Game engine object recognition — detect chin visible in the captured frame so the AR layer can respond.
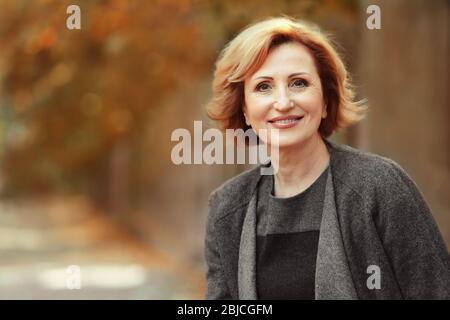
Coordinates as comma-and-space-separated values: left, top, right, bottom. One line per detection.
268, 131, 316, 149
269, 137, 306, 149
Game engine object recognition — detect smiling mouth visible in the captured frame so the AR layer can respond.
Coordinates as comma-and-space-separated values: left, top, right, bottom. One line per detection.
268, 116, 304, 124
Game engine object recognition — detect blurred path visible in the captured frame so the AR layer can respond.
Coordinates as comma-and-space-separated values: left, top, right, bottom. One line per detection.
0, 195, 204, 299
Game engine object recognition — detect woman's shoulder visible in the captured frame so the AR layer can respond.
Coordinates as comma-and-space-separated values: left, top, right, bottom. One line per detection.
208, 164, 262, 219
329, 141, 419, 197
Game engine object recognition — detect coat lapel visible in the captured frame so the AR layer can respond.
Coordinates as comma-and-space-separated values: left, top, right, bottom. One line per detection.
215, 167, 262, 300
315, 165, 358, 299
238, 190, 258, 299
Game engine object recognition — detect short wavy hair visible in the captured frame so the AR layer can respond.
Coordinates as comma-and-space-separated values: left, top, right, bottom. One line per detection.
206, 16, 367, 137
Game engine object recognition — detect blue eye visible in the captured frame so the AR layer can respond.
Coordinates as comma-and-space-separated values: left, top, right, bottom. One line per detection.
291, 79, 308, 88
255, 82, 271, 92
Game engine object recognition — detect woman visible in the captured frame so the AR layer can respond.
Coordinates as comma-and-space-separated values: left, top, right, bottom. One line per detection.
204, 16, 450, 299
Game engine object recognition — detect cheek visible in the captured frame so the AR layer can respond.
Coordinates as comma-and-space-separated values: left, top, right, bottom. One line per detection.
245, 95, 271, 120
294, 90, 324, 114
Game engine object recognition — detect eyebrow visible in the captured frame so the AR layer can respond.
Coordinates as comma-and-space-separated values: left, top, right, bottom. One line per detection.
253, 72, 311, 81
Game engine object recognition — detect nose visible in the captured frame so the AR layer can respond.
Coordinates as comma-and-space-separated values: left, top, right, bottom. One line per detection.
273, 87, 293, 111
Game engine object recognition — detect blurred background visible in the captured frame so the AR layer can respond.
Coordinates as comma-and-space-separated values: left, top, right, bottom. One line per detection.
0, 0, 448, 299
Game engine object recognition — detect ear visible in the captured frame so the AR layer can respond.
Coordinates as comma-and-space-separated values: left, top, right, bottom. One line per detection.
322, 104, 327, 119
243, 105, 250, 126
244, 113, 250, 126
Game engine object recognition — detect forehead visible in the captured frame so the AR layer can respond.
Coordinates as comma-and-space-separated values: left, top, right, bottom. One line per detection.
250, 42, 318, 79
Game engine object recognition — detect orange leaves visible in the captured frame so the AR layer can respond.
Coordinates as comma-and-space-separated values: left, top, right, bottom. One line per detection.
25, 27, 58, 55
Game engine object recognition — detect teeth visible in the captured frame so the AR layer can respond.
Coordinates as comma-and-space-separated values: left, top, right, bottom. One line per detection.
273, 119, 299, 124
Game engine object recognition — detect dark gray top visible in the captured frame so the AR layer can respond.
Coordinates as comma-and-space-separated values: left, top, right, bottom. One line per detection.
256, 165, 329, 299
257, 165, 329, 235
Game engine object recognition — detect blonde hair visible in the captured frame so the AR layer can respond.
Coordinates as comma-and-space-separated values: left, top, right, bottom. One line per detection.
206, 16, 366, 137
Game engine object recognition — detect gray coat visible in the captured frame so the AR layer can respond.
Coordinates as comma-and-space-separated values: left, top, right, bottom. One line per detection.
204, 139, 450, 299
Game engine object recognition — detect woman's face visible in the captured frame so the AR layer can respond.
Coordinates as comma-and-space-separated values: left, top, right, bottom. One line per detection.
243, 41, 326, 149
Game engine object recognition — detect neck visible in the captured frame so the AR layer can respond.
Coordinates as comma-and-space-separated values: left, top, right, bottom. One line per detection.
270, 134, 330, 197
